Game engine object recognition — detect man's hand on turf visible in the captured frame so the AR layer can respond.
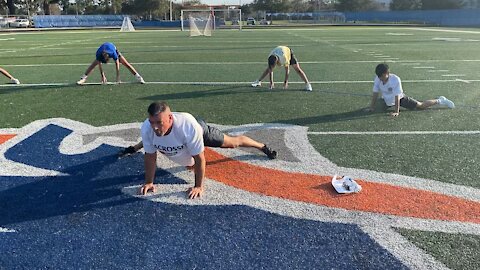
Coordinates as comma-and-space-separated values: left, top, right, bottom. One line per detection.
187, 186, 204, 199
118, 146, 136, 157
140, 183, 156, 195
101, 75, 108, 84
364, 107, 374, 112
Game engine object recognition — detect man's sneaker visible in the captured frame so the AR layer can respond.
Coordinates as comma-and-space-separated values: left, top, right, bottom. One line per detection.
118, 146, 137, 157
135, 74, 145, 84
251, 80, 261, 87
261, 145, 277, 159
76, 77, 87, 85
438, 96, 455, 109
305, 83, 312, 91
10, 78, 20, 84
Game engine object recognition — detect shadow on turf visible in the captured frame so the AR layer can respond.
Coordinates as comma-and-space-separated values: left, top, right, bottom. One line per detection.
0, 84, 79, 94
138, 85, 258, 101
0, 124, 187, 227
278, 108, 382, 125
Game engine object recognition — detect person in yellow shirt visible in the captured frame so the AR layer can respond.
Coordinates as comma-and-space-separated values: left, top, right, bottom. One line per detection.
251, 46, 312, 91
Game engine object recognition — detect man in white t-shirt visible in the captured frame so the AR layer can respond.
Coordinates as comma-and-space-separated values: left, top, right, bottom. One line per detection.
251, 46, 312, 91
366, 63, 455, 117
138, 101, 277, 199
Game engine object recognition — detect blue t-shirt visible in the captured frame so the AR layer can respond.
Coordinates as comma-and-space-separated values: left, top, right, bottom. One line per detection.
95, 42, 119, 63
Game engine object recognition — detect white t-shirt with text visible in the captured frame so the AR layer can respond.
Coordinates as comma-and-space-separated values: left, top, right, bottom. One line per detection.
141, 112, 204, 166
372, 74, 404, 106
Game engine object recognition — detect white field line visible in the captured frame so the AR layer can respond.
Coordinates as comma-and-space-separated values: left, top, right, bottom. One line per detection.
442, 74, 466, 77
411, 27, 480, 34
455, 78, 471, 84
2, 79, 480, 88
307, 131, 480, 135
413, 66, 435, 69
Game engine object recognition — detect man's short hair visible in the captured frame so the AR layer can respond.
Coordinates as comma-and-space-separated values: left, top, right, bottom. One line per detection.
268, 55, 277, 69
148, 101, 169, 116
375, 63, 389, 77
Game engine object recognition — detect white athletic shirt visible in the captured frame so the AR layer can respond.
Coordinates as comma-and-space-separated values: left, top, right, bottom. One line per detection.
372, 74, 404, 106
269, 46, 291, 67
141, 112, 204, 166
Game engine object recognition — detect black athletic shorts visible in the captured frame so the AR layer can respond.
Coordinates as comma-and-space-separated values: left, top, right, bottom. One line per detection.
289, 49, 298, 65
399, 96, 419, 109
383, 96, 419, 110
197, 119, 224, 147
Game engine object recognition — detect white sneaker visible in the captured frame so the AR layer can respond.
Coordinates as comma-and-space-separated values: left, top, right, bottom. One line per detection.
438, 96, 455, 109
10, 78, 20, 84
135, 74, 145, 84
251, 80, 261, 87
76, 78, 86, 85
305, 83, 312, 91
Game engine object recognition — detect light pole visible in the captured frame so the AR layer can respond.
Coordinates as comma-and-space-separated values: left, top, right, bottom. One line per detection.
170, 0, 173, 21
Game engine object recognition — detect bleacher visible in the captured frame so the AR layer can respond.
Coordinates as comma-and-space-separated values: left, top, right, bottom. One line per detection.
33, 15, 126, 28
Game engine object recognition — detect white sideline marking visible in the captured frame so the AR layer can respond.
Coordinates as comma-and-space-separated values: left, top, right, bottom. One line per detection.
442, 74, 466, 77
455, 79, 471, 84
385, 33, 413, 36
1, 79, 480, 88
413, 66, 435, 69
307, 131, 480, 135
428, 70, 449, 73
412, 28, 480, 34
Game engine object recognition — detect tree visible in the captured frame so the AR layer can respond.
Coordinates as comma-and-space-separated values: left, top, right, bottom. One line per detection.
421, 0, 464, 10
390, 0, 422, 10
335, 0, 380, 11
7, 0, 15, 14
251, 0, 292, 13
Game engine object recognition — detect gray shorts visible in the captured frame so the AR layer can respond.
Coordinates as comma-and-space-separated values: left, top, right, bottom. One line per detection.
197, 119, 224, 147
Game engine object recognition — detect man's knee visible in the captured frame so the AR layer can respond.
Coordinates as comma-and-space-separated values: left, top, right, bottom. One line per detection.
221, 135, 241, 148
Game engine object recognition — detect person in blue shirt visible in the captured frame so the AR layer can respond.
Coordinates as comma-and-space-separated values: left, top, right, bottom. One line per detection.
1, 67, 20, 84
77, 42, 145, 85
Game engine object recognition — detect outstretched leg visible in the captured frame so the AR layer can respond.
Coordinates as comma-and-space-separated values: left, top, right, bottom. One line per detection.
292, 64, 312, 91
221, 134, 277, 159
119, 55, 138, 75
292, 64, 309, 84
119, 55, 144, 83
77, 60, 100, 85
417, 96, 454, 109
252, 67, 272, 87
83, 59, 100, 76
0, 67, 19, 84
0, 67, 14, 80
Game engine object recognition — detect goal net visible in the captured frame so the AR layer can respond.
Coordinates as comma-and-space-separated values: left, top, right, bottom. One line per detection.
120, 16, 135, 32
189, 13, 213, 37
181, 9, 242, 35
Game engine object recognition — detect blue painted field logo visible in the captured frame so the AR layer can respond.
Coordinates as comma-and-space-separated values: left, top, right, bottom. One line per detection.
1, 118, 479, 269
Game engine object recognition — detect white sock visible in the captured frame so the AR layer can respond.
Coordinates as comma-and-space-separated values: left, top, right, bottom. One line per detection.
81, 75, 88, 79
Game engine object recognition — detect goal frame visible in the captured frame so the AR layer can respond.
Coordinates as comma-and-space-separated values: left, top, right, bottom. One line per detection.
180, 8, 242, 32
